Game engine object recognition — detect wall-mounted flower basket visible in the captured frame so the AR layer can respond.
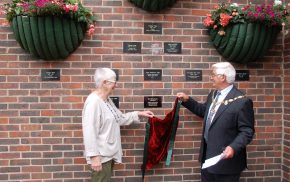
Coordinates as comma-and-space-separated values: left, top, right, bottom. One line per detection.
3, 0, 96, 61
209, 22, 281, 64
203, 2, 288, 64
128, 0, 176, 12
12, 16, 86, 60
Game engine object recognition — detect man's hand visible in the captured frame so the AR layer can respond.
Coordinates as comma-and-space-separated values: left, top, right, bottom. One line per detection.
223, 146, 235, 159
91, 156, 102, 172
176, 92, 189, 102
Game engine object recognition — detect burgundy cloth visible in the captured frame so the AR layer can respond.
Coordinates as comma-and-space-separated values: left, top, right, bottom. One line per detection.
143, 98, 179, 170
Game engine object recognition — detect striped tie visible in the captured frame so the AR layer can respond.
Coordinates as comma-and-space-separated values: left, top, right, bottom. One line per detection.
204, 92, 221, 143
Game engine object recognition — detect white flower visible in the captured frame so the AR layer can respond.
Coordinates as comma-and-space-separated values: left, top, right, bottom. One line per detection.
274, 0, 282, 6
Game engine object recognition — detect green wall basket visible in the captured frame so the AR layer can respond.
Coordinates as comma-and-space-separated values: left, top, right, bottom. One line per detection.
12, 16, 86, 60
128, 0, 176, 12
209, 22, 281, 64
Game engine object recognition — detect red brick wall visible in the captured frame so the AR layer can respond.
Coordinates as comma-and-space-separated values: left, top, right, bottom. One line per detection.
283, 23, 290, 182
0, 0, 288, 181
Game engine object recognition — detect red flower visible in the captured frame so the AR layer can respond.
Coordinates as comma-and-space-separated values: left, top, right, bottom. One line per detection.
203, 14, 214, 27
220, 13, 232, 27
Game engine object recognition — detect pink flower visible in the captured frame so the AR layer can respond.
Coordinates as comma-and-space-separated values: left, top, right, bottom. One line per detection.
87, 24, 95, 36
22, 2, 30, 12
220, 13, 232, 27
35, 0, 49, 8
203, 14, 214, 27
203, 16, 214, 27
71, 5, 78, 11
63, 4, 70, 12
269, 12, 275, 18
255, 6, 262, 13
63, 4, 78, 12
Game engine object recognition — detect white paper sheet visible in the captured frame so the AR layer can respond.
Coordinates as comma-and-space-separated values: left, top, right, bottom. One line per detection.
202, 153, 225, 169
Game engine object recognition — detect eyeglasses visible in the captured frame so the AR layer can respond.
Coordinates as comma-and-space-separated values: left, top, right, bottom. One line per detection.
105, 80, 117, 85
210, 73, 224, 77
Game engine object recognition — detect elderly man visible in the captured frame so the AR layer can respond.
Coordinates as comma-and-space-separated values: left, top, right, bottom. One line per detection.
177, 62, 255, 182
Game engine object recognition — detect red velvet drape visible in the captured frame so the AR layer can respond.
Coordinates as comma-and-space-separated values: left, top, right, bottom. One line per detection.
142, 98, 180, 170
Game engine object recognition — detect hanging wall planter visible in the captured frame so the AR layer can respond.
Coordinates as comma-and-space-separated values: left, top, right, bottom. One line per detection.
128, 0, 176, 12
3, 0, 96, 61
203, 2, 288, 64
208, 22, 281, 64
12, 16, 86, 60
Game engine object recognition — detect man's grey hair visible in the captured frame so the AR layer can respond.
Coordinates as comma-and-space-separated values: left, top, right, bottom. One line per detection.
94, 68, 116, 88
212, 62, 236, 84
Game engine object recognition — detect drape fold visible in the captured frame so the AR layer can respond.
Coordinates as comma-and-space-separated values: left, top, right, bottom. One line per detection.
142, 98, 181, 180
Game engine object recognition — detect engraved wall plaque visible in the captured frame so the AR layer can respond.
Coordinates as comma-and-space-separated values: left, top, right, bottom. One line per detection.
185, 70, 202, 81
123, 42, 141, 53
164, 42, 182, 54
144, 23, 162, 34
41, 69, 60, 81
236, 70, 249, 81
110, 97, 119, 108
144, 96, 162, 108
144, 69, 162, 81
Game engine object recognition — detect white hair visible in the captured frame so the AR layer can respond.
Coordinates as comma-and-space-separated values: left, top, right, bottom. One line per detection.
94, 68, 116, 88
212, 62, 236, 84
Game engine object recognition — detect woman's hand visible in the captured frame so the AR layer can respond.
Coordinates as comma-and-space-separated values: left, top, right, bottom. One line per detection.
138, 111, 154, 118
90, 156, 102, 172
176, 92, 189, 102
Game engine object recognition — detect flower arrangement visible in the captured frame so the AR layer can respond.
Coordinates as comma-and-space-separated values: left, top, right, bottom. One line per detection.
1, 0, 96, 36
203, 0, 288, 36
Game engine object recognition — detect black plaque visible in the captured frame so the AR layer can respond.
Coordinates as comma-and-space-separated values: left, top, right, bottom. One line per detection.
144, 69, 162, 81
144, 96, 162, 108
236, 70, 249, 81
113, 69, 119, 81
144, 23, 162, 34
41, 69, 60, 81
123, 42, 141, 53
185, 70, 202, 81
110, 97, 119, 108
164, 42, 182, 54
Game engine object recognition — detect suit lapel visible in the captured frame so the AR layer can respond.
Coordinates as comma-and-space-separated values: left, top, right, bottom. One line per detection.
209, 87, 238, 128
204, 90, 216, 123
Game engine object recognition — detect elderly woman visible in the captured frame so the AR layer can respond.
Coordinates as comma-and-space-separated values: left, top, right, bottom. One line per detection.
82, 68, 154, 181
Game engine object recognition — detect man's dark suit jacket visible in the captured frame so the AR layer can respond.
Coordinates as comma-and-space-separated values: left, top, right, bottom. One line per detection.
182, 86, 255, 174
